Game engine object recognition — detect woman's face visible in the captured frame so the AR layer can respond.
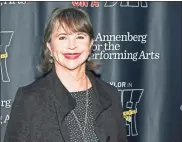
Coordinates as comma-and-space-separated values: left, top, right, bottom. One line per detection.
47, 21, 93, 71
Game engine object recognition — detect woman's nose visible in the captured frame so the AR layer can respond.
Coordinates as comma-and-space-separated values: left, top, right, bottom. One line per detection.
68, 38, 76, 50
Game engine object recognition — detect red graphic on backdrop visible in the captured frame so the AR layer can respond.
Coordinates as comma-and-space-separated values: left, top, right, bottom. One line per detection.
72, 1, 99, 7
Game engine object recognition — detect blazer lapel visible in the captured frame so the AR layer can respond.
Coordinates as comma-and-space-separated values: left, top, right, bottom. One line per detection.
46, 69, 76, 142
86, 71, 112, 142
46, 69, 112, 142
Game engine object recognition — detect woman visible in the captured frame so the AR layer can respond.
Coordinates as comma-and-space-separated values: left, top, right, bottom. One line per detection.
4, 7, 128, 142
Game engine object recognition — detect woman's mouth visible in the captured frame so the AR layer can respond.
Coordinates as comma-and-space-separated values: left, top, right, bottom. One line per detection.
63, 53, 81, 60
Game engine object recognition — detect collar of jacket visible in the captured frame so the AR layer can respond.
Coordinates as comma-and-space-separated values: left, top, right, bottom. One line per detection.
46, 67, 112, 123
46, 67, 112, 141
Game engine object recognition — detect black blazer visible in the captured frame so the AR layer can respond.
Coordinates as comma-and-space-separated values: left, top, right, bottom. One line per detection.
4, 69, 128, 142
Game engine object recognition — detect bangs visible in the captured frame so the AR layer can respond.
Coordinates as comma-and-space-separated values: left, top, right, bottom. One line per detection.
55, 9, 92, 35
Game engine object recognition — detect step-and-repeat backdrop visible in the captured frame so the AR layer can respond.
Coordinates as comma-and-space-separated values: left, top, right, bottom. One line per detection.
1, 1, 181, 142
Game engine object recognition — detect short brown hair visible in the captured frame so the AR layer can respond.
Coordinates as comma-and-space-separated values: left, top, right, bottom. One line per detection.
38, 7, 94, 73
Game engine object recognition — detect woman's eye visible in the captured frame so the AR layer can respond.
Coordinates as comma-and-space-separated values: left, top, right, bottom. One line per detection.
76, 36, 85, 39
59, 36, 67, 40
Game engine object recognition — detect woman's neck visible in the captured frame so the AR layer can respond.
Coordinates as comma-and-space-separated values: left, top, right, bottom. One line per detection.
54, 64, 91, 92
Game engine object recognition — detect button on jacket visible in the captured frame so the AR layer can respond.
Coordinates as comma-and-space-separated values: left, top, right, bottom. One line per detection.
4, 69, 128, 142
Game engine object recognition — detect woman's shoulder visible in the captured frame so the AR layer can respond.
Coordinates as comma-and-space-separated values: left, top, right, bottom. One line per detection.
96, 78, 117, 91
19, 72, 50, 95
88, 71, 119, 95
11, 73, 53, 113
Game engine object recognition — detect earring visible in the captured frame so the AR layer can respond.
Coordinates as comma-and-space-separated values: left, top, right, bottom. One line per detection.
49, 55, 53, 63
87, 56, 91, 62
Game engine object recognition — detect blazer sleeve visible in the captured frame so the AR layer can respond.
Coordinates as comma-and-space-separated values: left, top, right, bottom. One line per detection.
4, 87, 30, 142
114, 88, 128, 142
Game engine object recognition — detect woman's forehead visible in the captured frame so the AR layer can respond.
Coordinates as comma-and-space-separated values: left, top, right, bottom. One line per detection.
53, 21, 76, 33
52, 20, 86, 35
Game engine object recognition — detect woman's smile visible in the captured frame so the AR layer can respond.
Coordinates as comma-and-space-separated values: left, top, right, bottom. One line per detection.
63, 53, 81, 60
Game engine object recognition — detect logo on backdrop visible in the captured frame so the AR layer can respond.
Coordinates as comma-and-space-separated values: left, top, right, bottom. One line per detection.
0, 1, 26, 7
104, 1, 148, 8
0, 31, 14, 82
108, 81, 143, 136
119, 89, 143, 136
72, 1, 148, 8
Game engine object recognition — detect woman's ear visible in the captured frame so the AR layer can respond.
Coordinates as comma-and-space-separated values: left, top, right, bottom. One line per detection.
46, 42, 52, 55
90, 39, 94, 49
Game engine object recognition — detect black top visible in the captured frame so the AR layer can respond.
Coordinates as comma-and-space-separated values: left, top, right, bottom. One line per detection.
65, 87, 98, 142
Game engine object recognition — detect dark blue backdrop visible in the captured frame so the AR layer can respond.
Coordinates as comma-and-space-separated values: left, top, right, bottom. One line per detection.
1, 2, 181, 142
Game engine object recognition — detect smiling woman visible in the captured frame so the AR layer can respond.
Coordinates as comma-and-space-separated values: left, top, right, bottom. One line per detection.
46, 22, 93, 73
4, 7, 128, 142
39, 7, 94, 74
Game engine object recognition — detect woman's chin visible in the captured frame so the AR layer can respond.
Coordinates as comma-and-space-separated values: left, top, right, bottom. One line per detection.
65, 66, 78, 71
55, 60, 86, 71
64, 63, 83, 71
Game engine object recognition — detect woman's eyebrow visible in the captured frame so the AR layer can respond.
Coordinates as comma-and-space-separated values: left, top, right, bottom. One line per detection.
56, 32, 87, 37
76, 32, 87, 36
57, 33, 68, 36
